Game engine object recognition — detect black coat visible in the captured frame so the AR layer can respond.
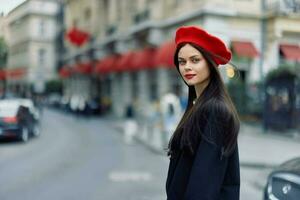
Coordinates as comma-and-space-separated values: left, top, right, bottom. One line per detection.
165, 112, 240, 200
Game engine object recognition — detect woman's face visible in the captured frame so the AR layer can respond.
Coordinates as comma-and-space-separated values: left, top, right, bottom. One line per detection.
177, 44, 211, 87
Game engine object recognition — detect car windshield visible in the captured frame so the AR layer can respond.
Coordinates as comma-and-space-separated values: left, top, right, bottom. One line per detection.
0, 104, 19, 117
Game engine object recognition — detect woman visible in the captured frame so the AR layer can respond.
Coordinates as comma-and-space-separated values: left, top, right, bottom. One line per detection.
166, 26, 240, 200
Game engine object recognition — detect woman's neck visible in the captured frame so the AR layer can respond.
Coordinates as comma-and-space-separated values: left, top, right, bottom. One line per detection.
194, 79, 210, 98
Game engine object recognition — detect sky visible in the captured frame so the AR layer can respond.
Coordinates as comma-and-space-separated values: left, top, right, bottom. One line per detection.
0, 0, 26, 15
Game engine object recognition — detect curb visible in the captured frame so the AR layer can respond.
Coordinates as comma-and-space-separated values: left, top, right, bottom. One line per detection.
240, 162, 276, 169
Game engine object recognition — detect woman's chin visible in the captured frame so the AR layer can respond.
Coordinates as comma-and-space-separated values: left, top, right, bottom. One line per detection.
185, 80, 196, 86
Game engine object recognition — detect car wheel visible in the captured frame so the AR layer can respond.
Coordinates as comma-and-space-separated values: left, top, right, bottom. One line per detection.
20, 128, 29, 142
33, 124, 41, 137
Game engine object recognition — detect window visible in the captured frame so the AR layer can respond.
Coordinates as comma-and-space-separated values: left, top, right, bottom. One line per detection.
148, 70, 158, 101
84, 8, 91, 21
131, 72, 138, 99
38, 48, 46, 65
103, 0, 108, 9
73, 19, 78, 27
173, 0, 181, 8
39, 20, 45, 36
116, 2, 122, 21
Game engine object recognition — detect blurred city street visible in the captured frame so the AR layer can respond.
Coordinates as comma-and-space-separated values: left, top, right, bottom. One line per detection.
0, 108, 167, 200
1, 0, 300, 200
1, 108, 299, 200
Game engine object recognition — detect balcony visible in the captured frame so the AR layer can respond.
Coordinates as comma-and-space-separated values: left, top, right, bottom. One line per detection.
266, 0, 300, 15
7, 0, 59, 25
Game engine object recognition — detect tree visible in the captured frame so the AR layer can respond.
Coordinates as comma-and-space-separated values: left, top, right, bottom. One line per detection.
266, 64, 297, 82
0, 37, 8, 68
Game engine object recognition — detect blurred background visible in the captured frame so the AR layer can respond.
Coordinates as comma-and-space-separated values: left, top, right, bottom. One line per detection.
0, 0, 300, 200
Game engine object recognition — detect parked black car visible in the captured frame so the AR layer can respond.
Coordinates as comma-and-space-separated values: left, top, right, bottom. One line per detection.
264, 157, 300, 200
0, 99, 40, 142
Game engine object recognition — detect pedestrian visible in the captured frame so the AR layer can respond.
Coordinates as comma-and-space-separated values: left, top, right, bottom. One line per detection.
123, 103, 137, 144
166, 26, 240, 200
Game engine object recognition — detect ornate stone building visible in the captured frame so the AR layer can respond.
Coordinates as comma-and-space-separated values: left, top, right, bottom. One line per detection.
61, 0, 300, 117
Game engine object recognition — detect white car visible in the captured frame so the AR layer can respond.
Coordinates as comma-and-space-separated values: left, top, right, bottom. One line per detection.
0, 98, 40, 142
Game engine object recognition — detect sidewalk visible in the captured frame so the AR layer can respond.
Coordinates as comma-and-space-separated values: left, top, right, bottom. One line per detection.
110, 117, 300, 169
238, 123, 300, 168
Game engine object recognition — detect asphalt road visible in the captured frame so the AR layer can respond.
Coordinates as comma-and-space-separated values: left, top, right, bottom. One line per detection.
0, 108, 267, 200
0, 109, 168, 200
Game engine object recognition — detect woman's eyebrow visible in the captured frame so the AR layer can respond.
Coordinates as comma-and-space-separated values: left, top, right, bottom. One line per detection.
178, 55, 200, 60
189, 55, 200, 58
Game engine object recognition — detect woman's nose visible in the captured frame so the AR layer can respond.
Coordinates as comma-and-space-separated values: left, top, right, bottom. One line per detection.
184, 62, 192, 70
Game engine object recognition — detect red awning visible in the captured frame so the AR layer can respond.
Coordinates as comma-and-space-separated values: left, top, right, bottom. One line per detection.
115, 52, 136, 72
74, 62, 93, 74
280, 44, 300, 61
154, 41, 176, 68
95, 55, 118, 74
5, 68, 27, 80
0, 70, 6, 80
131, 48, 157, 70
231, 41, 259, 58
59, 66, 73, 78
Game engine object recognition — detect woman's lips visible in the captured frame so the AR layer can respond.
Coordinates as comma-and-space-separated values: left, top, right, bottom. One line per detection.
184, 74, 196, 79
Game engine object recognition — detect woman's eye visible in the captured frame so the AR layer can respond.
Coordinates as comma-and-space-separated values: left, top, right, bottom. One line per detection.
178, 60, 185, 65
191, 58, 200, 63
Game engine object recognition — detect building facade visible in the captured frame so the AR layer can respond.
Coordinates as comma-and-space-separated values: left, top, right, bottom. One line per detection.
5, 0, 61, 96
0, 13, 7, 96
0, 13, 6, 39
61, 0, 300, 117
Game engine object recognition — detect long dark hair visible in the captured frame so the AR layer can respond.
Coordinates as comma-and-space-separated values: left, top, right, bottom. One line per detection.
167, 42, 240, 158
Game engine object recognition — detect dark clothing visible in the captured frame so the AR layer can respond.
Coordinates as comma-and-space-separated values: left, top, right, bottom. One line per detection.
166, 111, 240, 200
125, 104, 134, 118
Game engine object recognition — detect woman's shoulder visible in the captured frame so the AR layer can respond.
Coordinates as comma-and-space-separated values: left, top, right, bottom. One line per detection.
196, 97, 232, 121
194, 98, 236, 140
184, 98, 239, 157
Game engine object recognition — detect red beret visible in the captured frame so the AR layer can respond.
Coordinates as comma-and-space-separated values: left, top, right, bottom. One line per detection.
175, 26, 232, 65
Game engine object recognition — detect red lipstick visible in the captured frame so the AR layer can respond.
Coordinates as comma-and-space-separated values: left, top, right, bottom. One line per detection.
184, 74, 196, 80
